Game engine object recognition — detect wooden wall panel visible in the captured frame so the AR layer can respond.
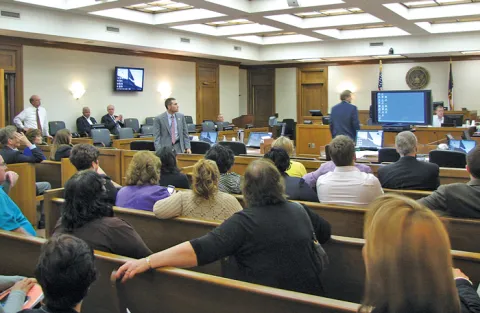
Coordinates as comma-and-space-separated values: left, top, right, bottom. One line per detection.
196, 63, 219, 123
297, 67, 328, 122
248, 68, 275, 127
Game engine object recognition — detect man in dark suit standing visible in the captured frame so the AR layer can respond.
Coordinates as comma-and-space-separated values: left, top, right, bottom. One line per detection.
154, 98, 191, 154
100, 105, 124, 135
378, 131, 439, 190
419, 145, 480, 218
329, 90, 360, 140
76, 107, 97, 136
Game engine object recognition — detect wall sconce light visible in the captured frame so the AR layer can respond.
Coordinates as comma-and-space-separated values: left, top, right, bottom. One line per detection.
157, 82, 172, 100
337, 81, 357, 93
69, 82, 86, 100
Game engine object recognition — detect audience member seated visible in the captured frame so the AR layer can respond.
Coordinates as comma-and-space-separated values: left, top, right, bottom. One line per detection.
19, 235, 97, 313
156, 147, 190, 189
362, 194, 480, 313
69, 144, 119, 205
54, 171, 151, 259
317, 135, 383, 206
378, 131, 439, 191
100, 105, 124, 135
205, 145, 241, 194
272, 136, 306, 178
153, 159, 242, 221
116, 151, 170, 211
264, 147, 318, 202
419, 145, 480, 218
23, 129, 47, 160
76, 106, 97, 137
0, 276, 36, 313
0, 126, 46, 164
50, 129, 73, 161
216, 114, 225, 123
0, 155, 35, 236
303, 160, 371, 189
117, 159, 331, 295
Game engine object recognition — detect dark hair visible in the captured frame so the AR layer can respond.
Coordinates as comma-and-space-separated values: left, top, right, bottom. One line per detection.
164, 97, 176, 110
69, 144, 99, 170
467, 145, 480, 179
50, 129, 72, 161
35, 234, 97, 311
62, 170, 113, 231
263, 147, 291, 173
156, 147, 180, 174
205, 144, 235, 174
242, 159, 286, 207
329, 135, 355, 166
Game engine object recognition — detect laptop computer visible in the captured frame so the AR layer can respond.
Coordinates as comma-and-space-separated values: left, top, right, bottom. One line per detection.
355, 130, 384, 151
246, 132, 272, 149
199, 131, 218, 144
448, 139, 476, 154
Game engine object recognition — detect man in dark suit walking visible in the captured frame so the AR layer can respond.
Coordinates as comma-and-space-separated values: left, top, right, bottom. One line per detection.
76, 107, 97, 136
329, 90, 360, 140
154, 98, 191, 154
378, 131, 439, 190
101, 105, 124, 135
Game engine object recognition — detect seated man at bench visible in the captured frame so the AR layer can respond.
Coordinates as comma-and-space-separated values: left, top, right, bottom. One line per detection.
419, 145, 480, 218
20, 235, 97, 313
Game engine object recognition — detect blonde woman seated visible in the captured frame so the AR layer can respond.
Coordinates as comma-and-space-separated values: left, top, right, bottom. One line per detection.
50, 129, 73, 161
272, 136, 306, 178
362, 194, 480, 313
116, 151, 170, 211
153, 159, 242, 221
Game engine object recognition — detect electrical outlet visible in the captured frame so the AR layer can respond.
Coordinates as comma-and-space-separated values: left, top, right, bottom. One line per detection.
311, 143, 316, 148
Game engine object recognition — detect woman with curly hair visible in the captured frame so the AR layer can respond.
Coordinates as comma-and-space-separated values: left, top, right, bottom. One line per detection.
116, 151, 170, 211
153, 159, 242, 221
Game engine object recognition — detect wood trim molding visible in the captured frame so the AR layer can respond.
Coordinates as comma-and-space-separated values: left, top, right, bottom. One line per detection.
0, 35, 241, 67
0, 69, 4, 128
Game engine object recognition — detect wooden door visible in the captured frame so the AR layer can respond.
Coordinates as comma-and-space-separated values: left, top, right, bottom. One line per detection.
0, 43, 23, 126
196, 63, 219, 123
297, 67, 328, 123
248, 69, 274, 127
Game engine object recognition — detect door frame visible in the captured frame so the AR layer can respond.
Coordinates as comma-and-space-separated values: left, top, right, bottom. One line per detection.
296, 67, 328, 123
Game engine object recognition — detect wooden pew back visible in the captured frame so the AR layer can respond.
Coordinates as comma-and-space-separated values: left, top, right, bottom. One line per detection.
7, 163, 37, 226
60, 158, 77, 186
98, 148, 122, 183
36, 161, 62, 189
120, 150, 137, 185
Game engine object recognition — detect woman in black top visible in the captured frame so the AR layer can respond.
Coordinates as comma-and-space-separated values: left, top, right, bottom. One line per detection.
116, 159, 331, 296
50, 129, 73, 161
156, 147, 190, 189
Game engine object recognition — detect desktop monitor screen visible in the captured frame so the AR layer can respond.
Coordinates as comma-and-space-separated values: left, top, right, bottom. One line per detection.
371, 90, 432, 125
356, 130, 384, 150
246, 132, 272, 148
444, 114, 464, 127
199, 131, 218, 144
449, 139, 476, 154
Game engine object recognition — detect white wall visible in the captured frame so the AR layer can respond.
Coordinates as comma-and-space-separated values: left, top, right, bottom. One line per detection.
219, 65, 239, 122
275, 68, 297, 120
239, 69, 248, 115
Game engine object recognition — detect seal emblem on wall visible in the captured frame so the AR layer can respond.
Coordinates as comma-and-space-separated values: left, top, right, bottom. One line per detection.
406, 66, 430, 90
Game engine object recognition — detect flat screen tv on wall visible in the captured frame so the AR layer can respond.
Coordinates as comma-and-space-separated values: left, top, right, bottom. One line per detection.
114, 67, 144, 91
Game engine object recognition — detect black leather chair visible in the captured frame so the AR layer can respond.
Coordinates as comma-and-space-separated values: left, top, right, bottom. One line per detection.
91, 129, 112, 147
281, 119, 295, 140
124, 118, 140, 133
141, 125, 154, 136
325, 145, 331, 161
145, 117, 155, 125
202, 121, 216, 132
49, 121, 66, 136
185, 116, 194, 124
429, 150, 466, 168
191, 141, 211, 154
378, 148, 400, 163
118, 127, 134, 139
218, 141, 247, 156
130, 141, 155, 151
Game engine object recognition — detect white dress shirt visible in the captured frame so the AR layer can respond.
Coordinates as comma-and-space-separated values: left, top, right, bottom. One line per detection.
13, 105, 50, 136
316, 166, 383, 206
432, 115, 444, 127
84, 116, 93, 125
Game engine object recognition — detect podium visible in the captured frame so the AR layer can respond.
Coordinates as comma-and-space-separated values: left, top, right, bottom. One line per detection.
232, 115, 254, 128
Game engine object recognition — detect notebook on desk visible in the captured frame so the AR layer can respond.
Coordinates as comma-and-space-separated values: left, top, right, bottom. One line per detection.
355, 130, 384, 151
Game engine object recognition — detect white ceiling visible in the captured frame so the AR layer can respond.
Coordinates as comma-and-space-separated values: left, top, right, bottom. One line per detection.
1, 0, 480, 64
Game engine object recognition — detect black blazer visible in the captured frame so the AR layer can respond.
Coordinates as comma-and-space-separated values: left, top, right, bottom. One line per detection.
100, 114, 124, 135
283, 174, 319, 202
378, 156, 440, 191
76, 116, 97, 136
0, 146, 45, 164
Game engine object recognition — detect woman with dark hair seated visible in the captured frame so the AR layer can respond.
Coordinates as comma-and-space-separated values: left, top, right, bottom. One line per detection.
361, 194, 480, 313
156, 147, 190, 189
54, 170, 152, 259
50, 129, 73, 161
205, 144, 241, 194
116, 151, 170, 211
264, 147, 318, 202
117, 159, 331, 296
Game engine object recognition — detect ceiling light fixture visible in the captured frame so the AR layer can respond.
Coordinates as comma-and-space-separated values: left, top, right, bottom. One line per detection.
461, 50, 480, 54
372, 54, 406, 59
297, 58, 325, 62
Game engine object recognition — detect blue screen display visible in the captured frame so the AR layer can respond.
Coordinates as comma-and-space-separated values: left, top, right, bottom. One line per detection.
356, 130, 384, 149
377, 92, 427, 124
200, 132, 218, 144
449, 139, 476, 154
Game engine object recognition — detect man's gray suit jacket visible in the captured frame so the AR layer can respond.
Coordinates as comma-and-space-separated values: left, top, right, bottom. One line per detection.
153, 112, 191, 152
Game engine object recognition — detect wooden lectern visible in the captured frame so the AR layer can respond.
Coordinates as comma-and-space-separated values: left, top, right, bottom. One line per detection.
232, 115, 254, 128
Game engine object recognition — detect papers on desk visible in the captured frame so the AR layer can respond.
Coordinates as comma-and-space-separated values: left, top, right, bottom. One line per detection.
355, 151, 378, 159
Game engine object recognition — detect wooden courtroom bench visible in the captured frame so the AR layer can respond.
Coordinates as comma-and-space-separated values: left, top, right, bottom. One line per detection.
35, 161, 62, 189
120, 150, 137, 185
0, 230, 359, 313
7, 163, 37, 226
369, 164, 470, 185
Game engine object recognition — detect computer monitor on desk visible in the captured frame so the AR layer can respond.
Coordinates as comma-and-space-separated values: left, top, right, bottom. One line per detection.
448, 139, 476, 154
355, 130, 384, 151
199, 131, 218, 144
91, 124, 106, 129
246, 132, 272, 149
444, 114, 464, 127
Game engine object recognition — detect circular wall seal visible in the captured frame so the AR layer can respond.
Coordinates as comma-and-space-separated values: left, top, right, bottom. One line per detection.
406, 66, 430, 90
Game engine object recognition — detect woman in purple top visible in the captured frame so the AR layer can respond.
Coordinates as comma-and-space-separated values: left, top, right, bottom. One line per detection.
116, 151, 170, 211
302, 161, 372, 189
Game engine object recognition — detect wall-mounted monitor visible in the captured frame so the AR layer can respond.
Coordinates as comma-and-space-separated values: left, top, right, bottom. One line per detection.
114, 67, 144, 91
371, 90, 432, 125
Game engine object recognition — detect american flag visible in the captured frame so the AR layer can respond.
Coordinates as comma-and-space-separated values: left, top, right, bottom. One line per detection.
378, 60, 383, 91
448, 59, 454, 110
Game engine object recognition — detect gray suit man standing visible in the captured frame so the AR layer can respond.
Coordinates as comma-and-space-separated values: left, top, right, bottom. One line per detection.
154, 97, 191, 154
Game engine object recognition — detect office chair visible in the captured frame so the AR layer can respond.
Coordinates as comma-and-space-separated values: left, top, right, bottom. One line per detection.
378, 148, 400, 163
124, 118, 140, 133
118, 127, 134, 140
91, 129, 112, 147
141, 125, 154, 136
185, 116, 194, 124
145, 117, 155, 125
218, 141, 247, 156
325, 145, 331, 161
429, 150, 466, 169
281, 119, 295, 140
202, 121, 216, 132
191, 141, 211, 154
130, 141, 155, 151
49, 121, 66, 136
